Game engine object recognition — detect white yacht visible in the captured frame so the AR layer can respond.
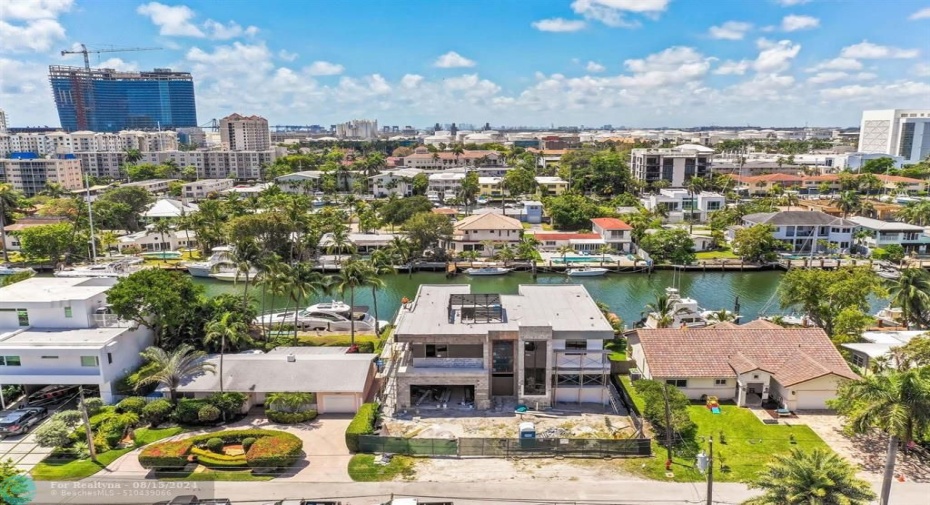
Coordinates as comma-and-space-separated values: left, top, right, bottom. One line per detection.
54, 258, 143, 278
566, 267, 609, 277
255, 300, 388, 332
0, 265, 34, 276
209, 269, 258, 282
185, 246, 234, 278
875, 306, 904, 326
464, 267, 513, 276
642, 287, 709, 329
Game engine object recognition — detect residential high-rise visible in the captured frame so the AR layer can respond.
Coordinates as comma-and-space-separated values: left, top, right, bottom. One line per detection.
0, 108, 7, 133
0, 153, 84, 197
219, 113, 271, 151
630, 144, 714, 187
335, 119, 378, 139
49, 65, 197, 132
858, 109, 930, 164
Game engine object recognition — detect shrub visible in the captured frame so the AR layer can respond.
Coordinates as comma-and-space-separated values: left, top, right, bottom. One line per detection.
205, 437, 224, 452
71, 441, 90, 460
241, 437, 257, 452
117, 397, 147, 415
245, 431, 302, 470
267, 410, 318, 424
92, 432, 111, 453
190, 447, 247, 468
198, 405, 221, 423
138, 439, 194, 469
34, 419, 71, 448
50, 409, 83, 428
356, 341, 375, 353
345, 403, 378, 453
81, 397, 104, 416
117, 361, 160, 395
142, 399, 173, 426
206, 392, 247, 418
173, 398, 210, 424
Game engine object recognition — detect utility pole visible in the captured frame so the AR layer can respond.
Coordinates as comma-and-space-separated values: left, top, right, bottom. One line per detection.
706, 436, 714, 505
663, 382, 673, 469
79, 386, 97, 461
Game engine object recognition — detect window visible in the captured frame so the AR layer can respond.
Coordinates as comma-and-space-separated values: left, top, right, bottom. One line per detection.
666, 379, 688, 388
107, 352, 113, 365
564, 340, 588, 353
425, 344, 448, 358
64, 306, 73, 318
81, 356, 99, 367
714, 379, 728, 386
851, 353, 866, 368
0, 356, 21, 366
41, 356, 59, 359
16, 309, 28, 327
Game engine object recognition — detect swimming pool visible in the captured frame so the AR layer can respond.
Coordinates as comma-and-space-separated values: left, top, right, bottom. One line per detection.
552, 256, 609, 264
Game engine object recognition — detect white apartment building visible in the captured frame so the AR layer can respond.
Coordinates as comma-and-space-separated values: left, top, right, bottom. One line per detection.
858, 109, 930, 164
847, 216, 930, 255
0, 109, 7, 133
335, 119, 378, 140
427, 172, 466, 199
0, 130, 177, 158
122, 179, 176, 194
0, 277, 154, 403
183, 179, 235, 199
0, 155, 84, 197
220, 113, 271, 151
631, 144, 714, 187
369, 168, 422, 198
738, 211, 857, 253
641, 188, 726, 223
141, 150, 277, 180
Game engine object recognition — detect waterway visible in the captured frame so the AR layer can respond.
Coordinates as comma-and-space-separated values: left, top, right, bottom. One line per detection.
193, 270, 802, 327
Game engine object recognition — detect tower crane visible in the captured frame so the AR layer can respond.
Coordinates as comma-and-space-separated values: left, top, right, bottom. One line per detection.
60, 44, 162, 71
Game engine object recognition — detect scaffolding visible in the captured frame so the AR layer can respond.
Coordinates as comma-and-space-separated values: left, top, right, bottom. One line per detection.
552, 348, 611, 407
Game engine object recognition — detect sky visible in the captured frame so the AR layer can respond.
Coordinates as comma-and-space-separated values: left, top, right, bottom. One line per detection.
1, 0, 929, 129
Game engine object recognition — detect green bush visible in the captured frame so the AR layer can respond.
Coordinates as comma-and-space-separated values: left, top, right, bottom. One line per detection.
241, 437, 257, 452
189, 447, 247, 468
138, 429, 301, 471
205, 392, 247, 418
173, 398, 210, 424
138, 439, 194, 469
356, 341, 375, 353
266, 410, 318, 424
142, 399, 172, 426
81, 397, 104, 416
116, 397, 147, 415
198, 405, 221, 423
116, 361, 161, 395
205, 437, 224, 452
345, 403, 378, 453
92, 432, 111, 453
245, 431, 302, 470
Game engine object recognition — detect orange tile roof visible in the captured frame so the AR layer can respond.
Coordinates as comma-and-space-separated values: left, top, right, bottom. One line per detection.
590, 217, 632, 230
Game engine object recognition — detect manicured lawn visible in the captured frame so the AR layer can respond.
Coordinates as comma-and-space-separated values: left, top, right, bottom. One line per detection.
618, 375, 645, 414
695, 249, 739, 260
348, 454, 416, 482
617, 404, 830, 482
160, 469, 273, 481
31, 426, 186, 481
605, 339, 627, 362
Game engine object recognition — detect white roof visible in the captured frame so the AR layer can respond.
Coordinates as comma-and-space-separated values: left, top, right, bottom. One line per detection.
0, 277, 115, 304
676, 143, 715, 152
0, 327, 130, 347
848, 216, 925, 232
535, 177, 567, 184
143, 199, 198, 218
861, 331, 925, 345
841, 343, 895, 359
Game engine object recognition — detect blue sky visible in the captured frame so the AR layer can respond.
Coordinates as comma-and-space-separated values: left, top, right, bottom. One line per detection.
1, 0, 929, 128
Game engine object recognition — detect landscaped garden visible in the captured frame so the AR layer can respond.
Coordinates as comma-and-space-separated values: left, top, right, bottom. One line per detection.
138, 428, 303, 480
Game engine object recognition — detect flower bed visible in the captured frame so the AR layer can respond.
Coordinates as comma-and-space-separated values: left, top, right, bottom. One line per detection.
138, 429, 302, 472
266, 409, 318, 424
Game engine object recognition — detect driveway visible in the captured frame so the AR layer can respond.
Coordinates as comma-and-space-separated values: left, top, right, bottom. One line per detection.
103, 414, 354, 482
0, 398, 76, 473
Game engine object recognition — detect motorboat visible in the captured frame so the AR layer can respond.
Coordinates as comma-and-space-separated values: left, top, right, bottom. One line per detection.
185, 246, 234, 278
641, 287, 709, 329
464, 267, 513, 276
0, 265, 34, 276
255, 301, 389, 332
54, 258, 142, 278
874, 264, 901, 280
875, 306, 904, 326
566, 267, 609, 277
209, 269, 257, 282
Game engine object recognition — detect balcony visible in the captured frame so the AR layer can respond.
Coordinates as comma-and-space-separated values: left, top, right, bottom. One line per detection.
93, 314, 134, 328
555, 350, 609, 370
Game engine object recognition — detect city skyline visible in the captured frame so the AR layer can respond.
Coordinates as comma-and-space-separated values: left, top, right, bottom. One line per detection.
1, 0, 929, 129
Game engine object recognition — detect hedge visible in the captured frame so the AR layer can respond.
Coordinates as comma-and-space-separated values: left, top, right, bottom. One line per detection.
266, 409, 318, 424
138, 429, 302, 471
345, 403, 378, 453
138, 440, 194, 469
189, 447, 247, 468
245, 431, 302, 469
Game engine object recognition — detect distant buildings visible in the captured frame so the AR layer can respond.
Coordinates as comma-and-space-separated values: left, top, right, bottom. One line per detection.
49, 65, 197, 132
219, 114, 271, 151
335, 119, 378, 140
401, 147, 502, 169
858, 109, 930, 164
0, 130, 177, 158
0, 109, 6, 133
141, 150, 277, 180
182, 179, 236, 200
630, 144, 714, 187
0, 153, 84, 197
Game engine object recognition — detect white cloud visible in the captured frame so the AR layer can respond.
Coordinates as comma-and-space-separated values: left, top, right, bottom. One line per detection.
708, 21, 752, 40
807, 71, 848, 84
619, 46, 713, 87
96, 58, 138, 72
137, 2, 204, 37
0, 0, 72, 20
278, 50, 298, 62
532, 18, 586, 32
806, 57, 863, 72
714, 60, 751, 75
909, 7, 930, 20
776, 0, 810, 6
400, 74, 424, 89
819, 81, 930, 101
840, 41, 919, 59
571, 0, 669, 28
753, 38, 801, 73
0, 18, 66, 52
781, 15, 819, 31
586, 61, 606, 72
306, 61, 344, 76
202, 19, 259, 40
433, 51, 476, 68
914, 63, 930, 77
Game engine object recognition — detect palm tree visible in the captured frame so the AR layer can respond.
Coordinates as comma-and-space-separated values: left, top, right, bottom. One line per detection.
151, 218, 174, 257
97, 230, 118, 257
833, 190, 861, 218
516, 236, 542, 262
288, 263, 329, 345
334, 260, 367, 346
495, 244, 516, 266
0, 183, 24, 263
41, 182, 68, 198
326, 224, 355, 264
556, 245, 575, 263
367, 251, 393, 336
705, 309, 736, 323
134, 344, 216, 402
217, 239, 261, 314
832, 367, 930, 505
595, 244, 612, 266
646, 292, 688, 328
686, 176, 706, 233
744, 447, 875, 505
887, 268, 930, 329
266, 392, 315, 413
203, 312, 250, 393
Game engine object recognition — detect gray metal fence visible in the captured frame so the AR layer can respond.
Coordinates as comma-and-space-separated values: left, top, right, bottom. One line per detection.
357, 435, 651, 458
358, 436, 457, 456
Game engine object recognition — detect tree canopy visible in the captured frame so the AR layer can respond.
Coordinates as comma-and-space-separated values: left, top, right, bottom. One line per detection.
543, 193, 604, 230
731, 224, 783, 262
778, 267, 885, 336
106, 269, 204, 348
93, 186, 153, 231
639, 228, 696, 265
402, 212, 453, 253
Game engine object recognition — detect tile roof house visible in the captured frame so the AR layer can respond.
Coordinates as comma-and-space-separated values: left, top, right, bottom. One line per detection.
444, 213, 523, 257
629, 324, 858, 411
590, 218, 634, 253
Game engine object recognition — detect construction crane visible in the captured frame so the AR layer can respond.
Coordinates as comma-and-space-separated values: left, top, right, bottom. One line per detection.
60, 44, 162, 71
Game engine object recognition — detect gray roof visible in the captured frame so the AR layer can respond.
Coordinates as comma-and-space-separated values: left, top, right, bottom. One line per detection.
394, 284, 614, 338
0, 277, 115, 304
0, 327, 130, 347
742, 211, 857, 227
847, 216, 925, 232
175, 353, 376, 393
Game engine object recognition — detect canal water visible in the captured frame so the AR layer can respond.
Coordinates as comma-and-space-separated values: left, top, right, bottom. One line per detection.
193, 270, 805, 327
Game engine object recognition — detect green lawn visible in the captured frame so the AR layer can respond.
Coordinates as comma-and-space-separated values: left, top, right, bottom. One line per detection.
617, 404, 829, 482
159, 469, 273, 481
348, 454, 416, 482
618, 376, 645, 415
695, 249, 740, 260
605, 339, 627, 362
31, 427, 186, 481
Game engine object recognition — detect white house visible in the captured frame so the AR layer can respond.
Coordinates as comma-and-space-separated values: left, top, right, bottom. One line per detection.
590, 218, 634, 253
117, 228, 197, 253
427, 172, 466, 200
738, 211, 857, 253
142, 199, 199, 221
641, 189, 726, 223
0, 277, 154, 403
369, 168, 423, 198
847, 216, 930, 255
443, 213, 523, 257
629, 321, 859, 411
182, 179, 235, 200
842, 330, 925, 370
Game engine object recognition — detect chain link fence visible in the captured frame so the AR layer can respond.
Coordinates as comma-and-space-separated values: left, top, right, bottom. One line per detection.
358, 435, 651, 458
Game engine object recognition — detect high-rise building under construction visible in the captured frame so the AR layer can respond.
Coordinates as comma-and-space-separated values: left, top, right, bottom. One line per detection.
49, 65, 197, 132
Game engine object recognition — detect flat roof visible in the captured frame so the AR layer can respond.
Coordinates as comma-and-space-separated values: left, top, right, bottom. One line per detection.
0, 277, 115, 304
0, 327, 129, 347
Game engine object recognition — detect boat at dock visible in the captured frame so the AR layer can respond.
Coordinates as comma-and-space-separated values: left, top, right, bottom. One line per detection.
0, 265, 34, 276
54, 258, 143, 278
185, 246, 234, 278
640, 287, 715, 329
209, 269, 257, 282
255, 300, 388, 332
566, 267, 609, 277
464, 267, 513, 276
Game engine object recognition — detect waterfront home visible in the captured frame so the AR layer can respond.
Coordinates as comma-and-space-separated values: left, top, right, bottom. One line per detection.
0, 277, 154, 403
590, 218, 634, 253
117, 228, 196, 253
369, 168, 424, 198
478, 177, 506, 197
3, 216, 68, 252
142, 198, 199, 221
443, 213, 523, 257
640, 188, 725, 223
847, 216, 930, 255
735, 210, 857, 253
174, 347, 376, 414
629, 321, 858, 410
427, 172, 466, 201
319, 232, 400, 254
528, 232, 605, 253
391, 284, 614, 410
841, 330, 925, 370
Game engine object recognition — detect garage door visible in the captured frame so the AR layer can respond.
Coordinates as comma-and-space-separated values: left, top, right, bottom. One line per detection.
320, 394, 358, 414
795, 390, 835, 410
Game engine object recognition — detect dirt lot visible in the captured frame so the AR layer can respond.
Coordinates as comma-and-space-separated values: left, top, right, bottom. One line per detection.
384, 409, 637, 440
413, 457, 635, 483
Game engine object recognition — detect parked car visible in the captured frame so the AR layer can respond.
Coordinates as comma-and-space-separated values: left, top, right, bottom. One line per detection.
153, 496, 232, 505
26, 385, 80, 406
0, 407, 48, 436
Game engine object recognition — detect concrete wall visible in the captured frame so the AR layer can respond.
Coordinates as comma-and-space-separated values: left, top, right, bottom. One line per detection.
0, 294, 104, 329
